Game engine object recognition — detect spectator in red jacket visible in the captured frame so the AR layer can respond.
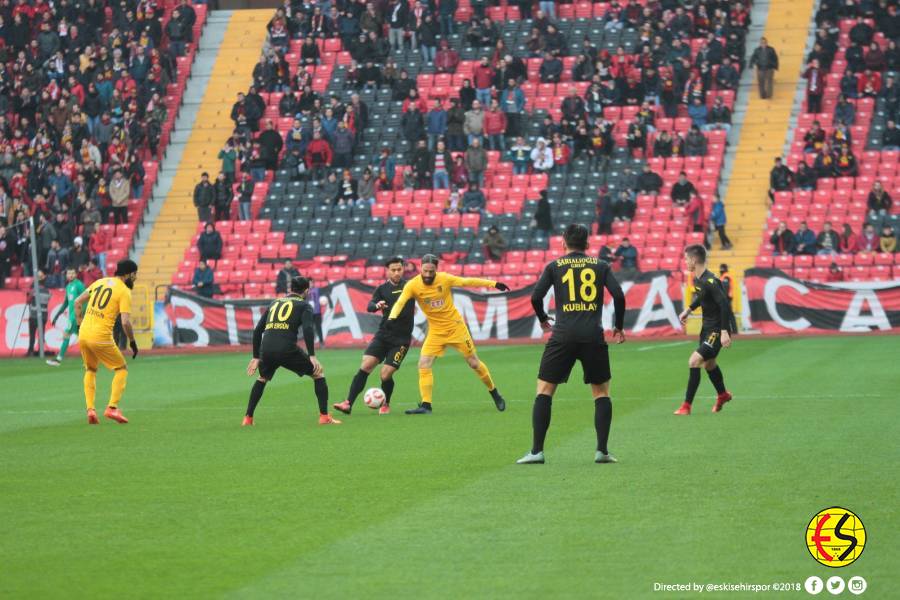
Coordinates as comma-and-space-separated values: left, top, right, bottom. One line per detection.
435, 39, 460, 73
685, 193, 706, 238
88, 227, 109, 275
550, 133, 570, 173
840, 223, 857, 253
305, 131, 333, 182
483, 99, 508, 151
858, 69, 882, 97
473, 57, 495, 107
855, 223, 879, 252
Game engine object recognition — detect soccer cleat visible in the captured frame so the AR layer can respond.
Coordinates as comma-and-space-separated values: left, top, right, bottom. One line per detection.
673, 402, 692, 415
490, 388, 506, 412
87, 409, 99, 425
318, 414, 342, 425
712, 391, 732, 413
378, 404, 391, 415
242, 416, 254, 427
595, 451, 618, 464
46, 358, 61, 367
104, 406, 128, 424
516, 451, 545, 464
333, 400, 352, 415
405, 403, 432, 415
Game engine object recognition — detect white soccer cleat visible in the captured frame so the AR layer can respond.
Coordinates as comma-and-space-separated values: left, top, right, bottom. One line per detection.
516, 451, 545, 464
46, 359, 61, 367
595, 452, 617, 464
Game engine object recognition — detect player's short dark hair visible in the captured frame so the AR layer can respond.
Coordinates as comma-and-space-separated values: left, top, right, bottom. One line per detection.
114, 259, 138, 276
563, 223, 589, 251
385, 256, 405, 267
290, 276, 310, 295
422, 254, 439, 266
719, 263, 729, 272
685, 244, 707, 263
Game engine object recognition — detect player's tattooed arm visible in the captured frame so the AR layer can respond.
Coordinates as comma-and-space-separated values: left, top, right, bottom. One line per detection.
73, 288, 91, 326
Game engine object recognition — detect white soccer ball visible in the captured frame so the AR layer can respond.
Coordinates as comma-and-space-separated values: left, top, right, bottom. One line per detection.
363, 387, 385, 409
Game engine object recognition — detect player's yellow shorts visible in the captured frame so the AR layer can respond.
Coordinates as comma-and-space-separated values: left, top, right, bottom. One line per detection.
421, 324, 477, 358
80, 338, 126, 371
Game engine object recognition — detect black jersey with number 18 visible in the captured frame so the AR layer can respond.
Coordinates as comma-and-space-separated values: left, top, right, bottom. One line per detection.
531, 252, 626, 343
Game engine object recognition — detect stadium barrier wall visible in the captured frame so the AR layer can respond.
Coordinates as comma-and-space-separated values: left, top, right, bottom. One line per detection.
743, 269, 900, 334
154, 272, 687, 348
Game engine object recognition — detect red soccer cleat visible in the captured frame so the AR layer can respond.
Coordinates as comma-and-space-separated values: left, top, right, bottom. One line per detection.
104, 406, 128, 423
333, 400, 352, 414
712, 391, 732, 413
673, 402, 692, 416
87, 409, 99, 425
379, 404, 391, 415
319, 414, 342, 425
242, 416, 254, 426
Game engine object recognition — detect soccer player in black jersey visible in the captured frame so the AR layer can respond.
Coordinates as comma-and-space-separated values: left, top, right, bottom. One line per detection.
334, 257, 415, 415
242, 276, 341, 426
517, 224, 626, 465
674, 244, 736, 415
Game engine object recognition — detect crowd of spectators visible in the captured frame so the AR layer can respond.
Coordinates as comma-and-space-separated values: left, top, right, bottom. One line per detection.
770, 219, 896, 256
0, 0, 198, 288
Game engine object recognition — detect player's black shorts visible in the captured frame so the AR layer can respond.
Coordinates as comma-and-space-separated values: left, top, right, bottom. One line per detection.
258, 348, 314, 380
364, 332, 411, 370
538, 337, 611, 385
696, 328, 723, 361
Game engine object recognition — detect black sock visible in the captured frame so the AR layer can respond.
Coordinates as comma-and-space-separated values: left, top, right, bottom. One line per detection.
685, 367, 701, 404
594, 397, 612, 454
381, 376, 395, 405
531, 394, 552, 454
346, 369, 369, 407
314, 377, 329, 415
246, 380, 266, 417
707, 366, 726, 394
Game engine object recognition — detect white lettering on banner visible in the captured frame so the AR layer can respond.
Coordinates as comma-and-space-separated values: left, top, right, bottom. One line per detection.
171, 295, 210, 346
225, 303, 239, 345
764, 277, 811, 330
322, 284, 363, 340
840, 290, 891, 332
455, 294, 509, 340
632, 276, 679, 333
4, 304, 28, 350
602, 280, 634, 331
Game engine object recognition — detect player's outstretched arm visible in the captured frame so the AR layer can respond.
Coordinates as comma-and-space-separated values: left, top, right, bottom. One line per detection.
387, 284, 414, 320
604, 269, 627, 343
447, 275, 505, 290
530, 265, 554, 325
367, 286, 386, 313
73, 288, 91, 326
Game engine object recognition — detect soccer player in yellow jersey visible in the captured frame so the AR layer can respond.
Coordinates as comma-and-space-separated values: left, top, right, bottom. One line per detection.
72, 259, 140, 425
387, 254, 510, 414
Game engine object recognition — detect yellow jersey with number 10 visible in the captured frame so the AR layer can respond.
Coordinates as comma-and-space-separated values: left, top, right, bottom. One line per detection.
79, 277, 133, 342
388, 272, 496, 335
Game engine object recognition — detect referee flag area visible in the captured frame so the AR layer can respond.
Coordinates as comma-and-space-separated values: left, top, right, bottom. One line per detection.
1, 336, 895, 598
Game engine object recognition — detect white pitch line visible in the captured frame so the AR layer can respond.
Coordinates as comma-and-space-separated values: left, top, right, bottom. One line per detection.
636, 341, 691, 351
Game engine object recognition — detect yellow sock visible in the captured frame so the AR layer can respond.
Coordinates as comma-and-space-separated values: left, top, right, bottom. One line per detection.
475, 361, 495, 391
110, 368, 128, 408
418, 368, 433, 404
84, 370, 96, 410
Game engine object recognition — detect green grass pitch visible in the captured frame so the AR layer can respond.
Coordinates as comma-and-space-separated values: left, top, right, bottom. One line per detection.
1, 336, 897, 598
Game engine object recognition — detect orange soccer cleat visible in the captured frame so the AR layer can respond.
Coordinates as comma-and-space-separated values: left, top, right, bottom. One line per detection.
673, 402, 692, 416
87, 409, 99, 425
104, 406, 129, 424
242, 416, 254, 426
712, 391, 733, 413
378, 404, 391, 415
318, 414, 342, 425
333, 400, 352, 414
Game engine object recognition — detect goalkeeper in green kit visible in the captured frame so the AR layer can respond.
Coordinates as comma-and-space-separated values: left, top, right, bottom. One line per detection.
46, 269, 85, 367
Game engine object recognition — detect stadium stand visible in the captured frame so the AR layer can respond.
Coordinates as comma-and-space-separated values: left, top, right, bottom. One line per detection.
1, 0, 207, 292
758, 1, 900, 282
166, 0, 757, 299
